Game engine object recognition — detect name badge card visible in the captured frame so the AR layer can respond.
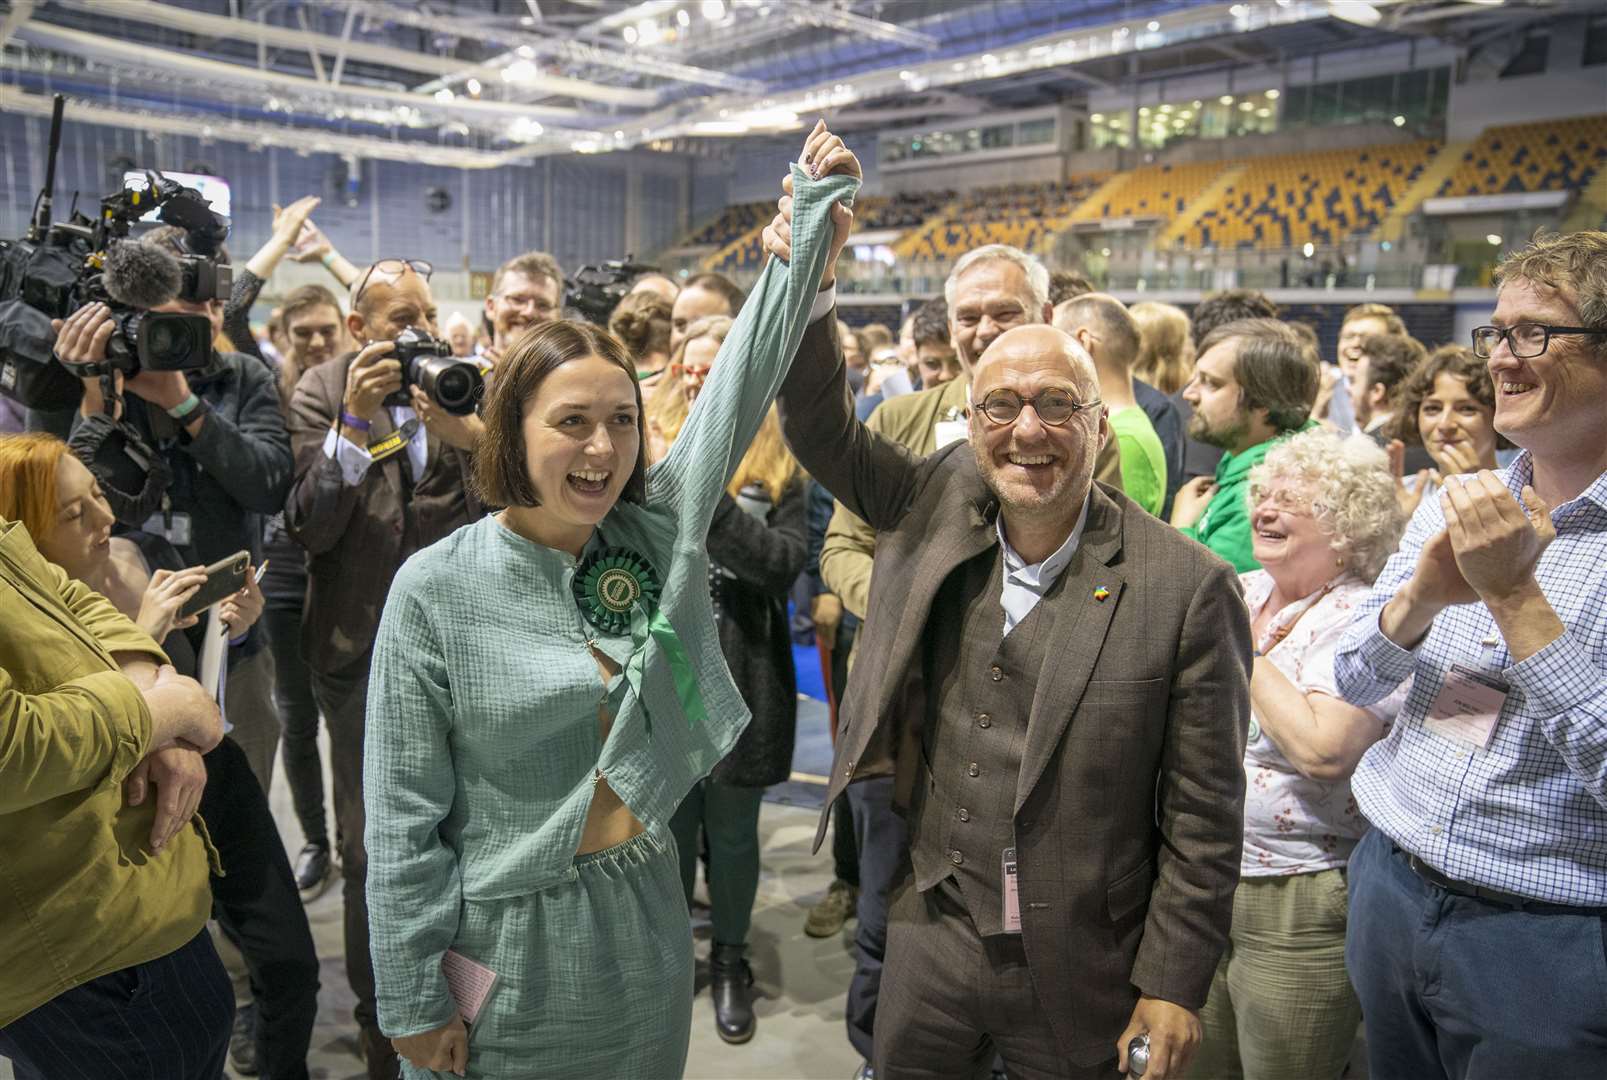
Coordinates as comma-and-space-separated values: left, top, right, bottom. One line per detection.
1002, 847, 1021, 934
1425, 663, 1508, 749
934, 419, 967, 449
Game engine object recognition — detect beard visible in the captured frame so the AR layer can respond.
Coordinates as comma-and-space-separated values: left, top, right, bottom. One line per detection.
1188, 408, 1249, 451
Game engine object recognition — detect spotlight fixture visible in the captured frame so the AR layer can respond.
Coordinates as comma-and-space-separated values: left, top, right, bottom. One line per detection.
1219, 95, 1234, 105
1265, 89, 1280, 100
701, 0, 726, 19
1393, 115, 1407, 127
1486, 234, 1503, 246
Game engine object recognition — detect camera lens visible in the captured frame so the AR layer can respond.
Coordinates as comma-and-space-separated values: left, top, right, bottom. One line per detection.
434, 365, 478, 413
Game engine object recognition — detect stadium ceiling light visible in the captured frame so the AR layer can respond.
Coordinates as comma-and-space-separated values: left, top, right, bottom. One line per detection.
623, 25, 639, 43
502, 59, 537, 82
1486, 234, 1503, 245
701, 0, 726, 18
1265, 88, 1280, 99
1219, 94, 1234, 105
434, 88, 455, 103
1327, 1, 1382, 27
1090, 112, 1104, 122
676, 8, 691, 27
466, 78, 482, 96
1159, 103, 1172, 113
1303, 242, 1316, 257
1393, 114, 1407, 126
1147, 20, 1160, 31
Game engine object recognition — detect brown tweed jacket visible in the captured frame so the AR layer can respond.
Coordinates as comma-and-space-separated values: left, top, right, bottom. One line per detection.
285, 353, 483, 677
778, 312, 1250, 1064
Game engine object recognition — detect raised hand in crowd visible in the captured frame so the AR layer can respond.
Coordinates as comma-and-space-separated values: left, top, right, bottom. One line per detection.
135, 566, 208, 641
243, 194, 321, 281
285, 213, 362, 288
1168, 475, 1217, 529
761, 119, 860, 282
1386, 437, 1437, 519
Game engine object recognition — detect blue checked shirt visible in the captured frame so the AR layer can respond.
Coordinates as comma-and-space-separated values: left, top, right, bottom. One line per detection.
1336, 453, 1607, 906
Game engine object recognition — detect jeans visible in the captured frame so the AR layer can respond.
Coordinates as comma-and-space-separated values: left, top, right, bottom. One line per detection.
669, 779, 766, 946
0, 929, 234, 1080
1346, 828, 1607, 1079
224, 643, 280, 799
206, 735, 321, 1080
845, 775, 911, 1062
265, 602, 328, 849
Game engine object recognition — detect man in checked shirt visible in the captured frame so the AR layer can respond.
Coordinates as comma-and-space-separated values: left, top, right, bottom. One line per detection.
1336, 230, 1607, 1079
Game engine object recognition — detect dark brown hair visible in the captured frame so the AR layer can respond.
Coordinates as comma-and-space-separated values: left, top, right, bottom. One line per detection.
682, 272, 746, 313
911, 297, 951, 350
491, 251, 563, 297
1198, 317, 1320, 433
1389, 344, 1515, 450
1048, 269, 1094, 307
472, 320, 648, 509
1357, 331, 1427, 398
1191, 289, 1279, 343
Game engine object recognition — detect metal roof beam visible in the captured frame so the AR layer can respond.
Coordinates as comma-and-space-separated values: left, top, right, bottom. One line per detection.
790, 5, 941, 51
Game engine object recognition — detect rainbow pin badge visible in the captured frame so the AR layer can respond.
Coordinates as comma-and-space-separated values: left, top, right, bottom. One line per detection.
1093, 586, 1111, 602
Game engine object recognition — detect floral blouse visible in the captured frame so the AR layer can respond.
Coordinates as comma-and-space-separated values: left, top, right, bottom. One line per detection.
1239, 570, 1405, 876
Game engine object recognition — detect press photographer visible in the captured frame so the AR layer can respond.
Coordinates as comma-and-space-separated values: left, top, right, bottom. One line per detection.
51, 221, 293, 798
283, 256, 485, 1079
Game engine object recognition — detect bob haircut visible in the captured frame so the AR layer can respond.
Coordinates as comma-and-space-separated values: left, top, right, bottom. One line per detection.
472, 320, 648, 509
0, 432, 71, 542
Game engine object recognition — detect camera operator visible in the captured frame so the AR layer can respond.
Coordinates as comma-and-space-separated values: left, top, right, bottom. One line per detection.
284, 257, 484, 1078
54, 225, 293, 798
482, 251, 562, 366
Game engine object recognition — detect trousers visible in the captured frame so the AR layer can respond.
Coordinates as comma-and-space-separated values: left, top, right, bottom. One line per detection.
845, 776, 911, 1062
265, 601, 328, 850
1346, 828, 1607, 1080
0, 930, 234, 1080
669, 778, 766, 946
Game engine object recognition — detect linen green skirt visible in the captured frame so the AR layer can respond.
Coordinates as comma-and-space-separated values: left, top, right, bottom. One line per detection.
403, 824, 694, 1080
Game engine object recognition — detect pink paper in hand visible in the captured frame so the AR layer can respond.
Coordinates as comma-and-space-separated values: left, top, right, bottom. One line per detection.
442, 948, 498, 1026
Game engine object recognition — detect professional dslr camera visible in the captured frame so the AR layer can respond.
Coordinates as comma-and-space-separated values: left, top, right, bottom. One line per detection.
383, 326, 484, 416
563, 254, 660, 326
0, 96, 230, 412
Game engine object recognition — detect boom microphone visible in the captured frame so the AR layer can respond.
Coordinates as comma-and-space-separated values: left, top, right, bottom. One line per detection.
103, 240, 181, 310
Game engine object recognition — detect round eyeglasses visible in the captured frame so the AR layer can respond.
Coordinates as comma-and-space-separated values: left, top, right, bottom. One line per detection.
1471, 323, 1605, 360
971, 388, 1102, 427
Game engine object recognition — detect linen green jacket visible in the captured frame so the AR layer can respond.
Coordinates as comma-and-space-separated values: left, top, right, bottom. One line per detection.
0, 519, 213, 1026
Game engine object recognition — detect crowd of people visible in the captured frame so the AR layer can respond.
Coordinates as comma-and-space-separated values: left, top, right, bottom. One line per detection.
2, 118, 1605, 1080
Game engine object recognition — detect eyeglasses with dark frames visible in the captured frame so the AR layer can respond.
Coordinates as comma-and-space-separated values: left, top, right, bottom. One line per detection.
352, 258, 434, 309
1471, 323, 1605, 360
971, 388, 1103, 427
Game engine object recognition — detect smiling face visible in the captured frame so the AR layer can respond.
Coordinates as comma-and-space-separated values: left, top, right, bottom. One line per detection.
35, 454, 116, 581
1337, 315, 1390, 389
1418, 371, 1499, 473
950, 260, 1045, 374
679, 334, 721, 406
1486, 277, 1607, 463
969, 326, 1106, 520
1183, 339, 1252, 451
286, 303, 344, 372
517, 354, 641, 545
486, 270, 561, 351
1248, 475, 1338, 591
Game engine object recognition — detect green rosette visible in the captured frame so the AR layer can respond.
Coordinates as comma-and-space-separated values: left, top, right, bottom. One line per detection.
573, 546, 707, 731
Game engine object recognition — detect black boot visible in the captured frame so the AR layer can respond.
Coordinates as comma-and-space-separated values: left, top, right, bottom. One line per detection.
709, 942, 756, 1044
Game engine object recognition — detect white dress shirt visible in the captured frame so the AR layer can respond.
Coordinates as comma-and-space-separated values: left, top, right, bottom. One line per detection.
321, 405, 430, 487
995, 493, 1090, 636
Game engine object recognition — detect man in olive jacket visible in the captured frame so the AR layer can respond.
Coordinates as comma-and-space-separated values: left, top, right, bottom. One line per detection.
774, 273, 1249, 1077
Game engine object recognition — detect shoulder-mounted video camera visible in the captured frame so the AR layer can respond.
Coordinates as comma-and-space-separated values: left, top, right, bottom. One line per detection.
563, 255, 660, 327
0, 96, 232, 412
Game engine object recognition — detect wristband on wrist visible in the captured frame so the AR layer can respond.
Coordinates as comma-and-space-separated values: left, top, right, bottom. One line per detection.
340, 411, 372, 431
166, 393, 202, 419
320, 251, 338, 269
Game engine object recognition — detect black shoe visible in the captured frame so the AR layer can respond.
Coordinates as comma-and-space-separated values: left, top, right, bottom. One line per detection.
295, 842, 332, 901
709, 942, 756, 1044
229, 1001, 260, 1076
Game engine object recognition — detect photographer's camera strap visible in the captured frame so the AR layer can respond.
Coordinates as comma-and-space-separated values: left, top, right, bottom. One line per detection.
368, 418, 420, 466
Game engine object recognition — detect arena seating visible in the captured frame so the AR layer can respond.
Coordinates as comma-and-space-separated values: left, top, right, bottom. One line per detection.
1068, 160, 1228, 224
1437, 114, 1607, 196
1186, 141, 1439, 250
687, 200, 772, 247
893, 176, 1104, 261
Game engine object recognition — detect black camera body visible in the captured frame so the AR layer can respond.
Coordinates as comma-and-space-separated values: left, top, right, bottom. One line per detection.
0, 98, 231, 410
384, 326, 484, 416
563, 255, 660, 326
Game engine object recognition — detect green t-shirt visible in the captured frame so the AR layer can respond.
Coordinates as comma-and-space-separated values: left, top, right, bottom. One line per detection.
1109, 406, 1167, 517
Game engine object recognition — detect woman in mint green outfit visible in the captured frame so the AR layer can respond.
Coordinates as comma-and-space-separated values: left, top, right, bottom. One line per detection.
364, 123, 859, 1079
